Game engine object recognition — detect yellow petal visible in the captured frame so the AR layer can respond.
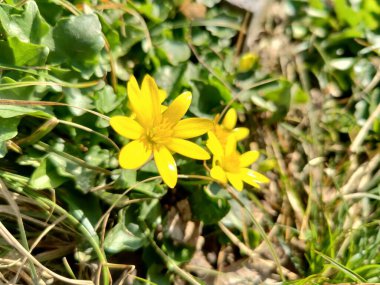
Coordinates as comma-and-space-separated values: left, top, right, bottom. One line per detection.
110, 116, 143, 140
225, 135, 237, 157
239, 150, 260, 167
210, 166, 227, 183
222, 109, 237, 130
163, 91, 192, 125
141, 75, 161, 125
127, 76, 148, 128
206, 132, 223, 158
233, 127, 249, 141
173, 118, 213, 139
167, 138, 210, 160
213, 113, 221, 124
154, 146, 177, 188
159, 89, 167, 103
119, 140, 152, 169
241, 168, 270, 187
226, 172, 243, 191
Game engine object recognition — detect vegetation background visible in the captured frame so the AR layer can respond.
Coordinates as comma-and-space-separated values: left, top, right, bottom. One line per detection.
0, 0, 379, 284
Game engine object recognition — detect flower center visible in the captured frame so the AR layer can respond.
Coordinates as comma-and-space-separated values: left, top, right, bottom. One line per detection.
223, 152, 240, 173
142, 118, 174, 147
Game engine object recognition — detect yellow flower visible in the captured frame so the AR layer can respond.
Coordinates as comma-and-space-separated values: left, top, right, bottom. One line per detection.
110, 75, 213, 188
213, 108, 249, 147
127, 88, 167, 118
206, 132, 269, 191
237, 52, 258, 73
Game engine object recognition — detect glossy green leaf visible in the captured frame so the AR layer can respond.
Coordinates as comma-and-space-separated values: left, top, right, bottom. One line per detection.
0, 105, 53, 119
147, 264, 171, 285
52, 13, 104, 75
0, 36, 49, 66
162, 240, 195, 264
63, 88, 93, 116
0, 1, 51, 43
199, 0, 221, 8
29, 156, 68, 189
189, 187, 230, 225
0, 117, 20, 142
0, 76, 39, 100
0, 141, 7, 158
157, 40, 191, 65
60, 189, 102, 236
104, 207, 147, 253
132, 0, 171, 23
291, 84, 309, 104
190, 79, 231, 117
94, 85, 121, 114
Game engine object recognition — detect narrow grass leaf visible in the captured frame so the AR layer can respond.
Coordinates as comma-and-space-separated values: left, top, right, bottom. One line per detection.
314, 250, 367, 283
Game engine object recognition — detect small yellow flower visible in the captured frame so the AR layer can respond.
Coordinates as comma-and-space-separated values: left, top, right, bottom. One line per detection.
207, 132, 269, 191
110, 75, 213, 188
237, 52, 258, 73
213, 108, 249, 147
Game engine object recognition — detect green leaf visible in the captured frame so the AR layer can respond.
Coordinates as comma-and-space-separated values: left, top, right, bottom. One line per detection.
354, 100, 369, 126
104, 207, 147, 253
325, 107, 357, 133
132, 0, 172, 23
0, 1, 51, 44
0, 36, 49, 66
329, 57, 354, 70
138, 199, 162, 226
0, 76, 39, 100
190, 79, 231, 117
250, 79, 291, 123
52, 13, 104, 75
112, 169, 165, 198
84, 145, 112, 168
147, 264, 171, 285
206, 23, 236, 39
94, 85, 121, 114
191, 28, 210, 46
198, 0, 221, 8
162, 240, 195, 264
154, 64, 187, 99
63, 88, 93, 116
0, 105, 53, 119
48, 153, 97, 194
291, 84, 309, 104
29, 156, 68, 189
60, 189, 102, 236
156, 40, 191, 65
314, 250, 366, 283
334, 0, 361, 27
0, 141, 7, 158
189, 186, 230, 225
0, 117, 20, 141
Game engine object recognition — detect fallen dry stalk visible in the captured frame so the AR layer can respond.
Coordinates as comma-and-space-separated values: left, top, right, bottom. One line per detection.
0, 222, 94, 285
